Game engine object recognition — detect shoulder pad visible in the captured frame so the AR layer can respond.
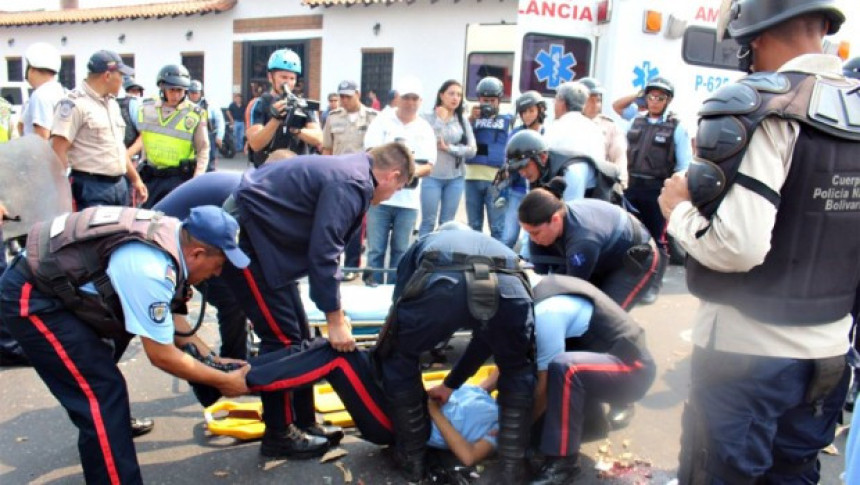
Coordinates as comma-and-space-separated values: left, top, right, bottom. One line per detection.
695, 115, 748, 162
806, 78, 860, 141
740, 72, 791, 94
698, 83, 760, 117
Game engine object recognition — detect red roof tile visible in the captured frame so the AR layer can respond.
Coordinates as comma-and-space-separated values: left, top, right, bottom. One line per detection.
0, 0, 237, 27
302, 0, 415, 6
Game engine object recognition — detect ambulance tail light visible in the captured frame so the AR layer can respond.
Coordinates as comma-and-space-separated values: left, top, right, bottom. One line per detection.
838, 41, 850, 61
597, 0, 612, 24
643, 10, 662, 34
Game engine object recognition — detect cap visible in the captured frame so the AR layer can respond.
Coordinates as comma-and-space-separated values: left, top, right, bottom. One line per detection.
396, 76, 423, 97
87, 50, 134, 75
183, 206, 250, 269
337, 80, 358, 96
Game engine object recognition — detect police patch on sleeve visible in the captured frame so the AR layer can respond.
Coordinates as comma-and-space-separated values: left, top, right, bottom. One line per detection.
149, 302, 169, 324
569, 252, 586, 267
57, 99, 75, 120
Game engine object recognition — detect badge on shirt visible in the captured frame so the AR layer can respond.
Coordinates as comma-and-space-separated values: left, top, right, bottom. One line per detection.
184, 116, 196, 130
57, 99, 74, 120
569, 252, 586, 267
149, 302, 168, 324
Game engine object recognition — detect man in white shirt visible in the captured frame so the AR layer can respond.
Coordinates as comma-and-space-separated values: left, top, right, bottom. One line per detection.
362, 77, 436, 285
20, 42, 65, 139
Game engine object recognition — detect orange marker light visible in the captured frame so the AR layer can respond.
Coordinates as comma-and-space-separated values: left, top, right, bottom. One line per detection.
643, 10, 662, 34
838, 40, 850, 61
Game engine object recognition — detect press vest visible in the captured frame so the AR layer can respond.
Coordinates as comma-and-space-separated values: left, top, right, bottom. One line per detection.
24, 207, 186, 339
467, 114, 513, 168
117, 97, 140, 148
626, 114, 678, 180
138, 100, 202, 168
687, 72, 860, 324
534, 275, 648, 363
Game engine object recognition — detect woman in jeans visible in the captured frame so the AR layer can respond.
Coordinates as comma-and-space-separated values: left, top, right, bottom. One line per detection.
419, 80, 476, 237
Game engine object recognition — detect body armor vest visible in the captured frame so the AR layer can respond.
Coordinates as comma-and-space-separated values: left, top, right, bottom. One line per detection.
533, 274, 648, 364
25, 207, 186, 338
626, 115, 678, 180
687, 71, 860, 324
468, 114, 513, 168
117, 97, 140, 148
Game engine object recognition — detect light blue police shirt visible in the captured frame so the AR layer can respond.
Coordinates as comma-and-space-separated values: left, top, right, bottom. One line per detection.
428, 385, 499, 449
534, 295, 593, 371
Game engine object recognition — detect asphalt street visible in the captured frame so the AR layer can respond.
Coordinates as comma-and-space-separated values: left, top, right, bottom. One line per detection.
0, 156, 851, 484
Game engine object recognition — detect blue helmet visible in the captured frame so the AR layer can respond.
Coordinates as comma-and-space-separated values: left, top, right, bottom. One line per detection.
268, 49, 301, 74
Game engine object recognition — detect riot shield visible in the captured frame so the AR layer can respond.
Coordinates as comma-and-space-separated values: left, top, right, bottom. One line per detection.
0, 135, 73, 239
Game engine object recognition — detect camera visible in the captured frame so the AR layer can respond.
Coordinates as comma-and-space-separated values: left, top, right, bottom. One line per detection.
273, 83, 320, 131
479, 102, 498, 119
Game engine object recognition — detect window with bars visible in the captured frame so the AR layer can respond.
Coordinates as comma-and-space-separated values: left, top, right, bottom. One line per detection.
6, 57, 23, 82
361, 50, 393, 108
59, 56, 75, 90
182, 53, 204, 84
120, 55, 135, 69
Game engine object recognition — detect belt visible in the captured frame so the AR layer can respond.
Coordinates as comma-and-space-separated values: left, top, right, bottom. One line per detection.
70, 170, 124, 184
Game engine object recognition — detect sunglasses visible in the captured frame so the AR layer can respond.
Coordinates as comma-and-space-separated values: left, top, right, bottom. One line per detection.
647, 94, 668, 102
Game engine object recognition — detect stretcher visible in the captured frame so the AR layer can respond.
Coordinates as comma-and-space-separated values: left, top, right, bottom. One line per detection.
204, 365, 498, 441
299, 282, 395, 346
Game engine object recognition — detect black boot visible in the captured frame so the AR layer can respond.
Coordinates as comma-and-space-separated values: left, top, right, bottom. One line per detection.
260, 424, 329, 459
131, 417, 155, 437
497, 392, 534, 485
529, 455, 582, 485
301, 422, 345, 447
387, 388, 430, 483
607, 403, 635, 430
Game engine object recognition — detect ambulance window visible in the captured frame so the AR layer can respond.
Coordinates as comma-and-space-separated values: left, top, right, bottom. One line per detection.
465, 52, 514, 102
683, 26, 742, 71
519, 33, 592, 96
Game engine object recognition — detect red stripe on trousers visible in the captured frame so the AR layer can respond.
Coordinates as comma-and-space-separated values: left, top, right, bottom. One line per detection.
250, 356, 392, 431
559, 361, 643, 456
240, 268, 291, 345
621, 245, 660, 310
20, 283, 121, 485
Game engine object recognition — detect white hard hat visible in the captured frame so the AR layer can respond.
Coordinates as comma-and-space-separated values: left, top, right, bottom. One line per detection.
24, 42, 61, 73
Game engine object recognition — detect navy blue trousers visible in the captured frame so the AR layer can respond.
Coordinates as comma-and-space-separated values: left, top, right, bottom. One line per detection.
142, 174, 186, 209
541, 351, 655, 456
0, 260, 141, 485
219, 253, 316, 432
380, 275, 535, 398
70, 173, 130, 210
682, 347, 849, 484
246, 338, 393, 445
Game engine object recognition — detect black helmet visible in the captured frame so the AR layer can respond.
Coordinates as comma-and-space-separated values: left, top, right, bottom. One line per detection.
724, 0, 844, 44
515, 90, 546, 113
476, 76, 504, 98
578, 77, 605, 96
156, 64, 191, 89
844, 57, 860, 80
122, 76, 143, 92
189, 80, 203, 93
506, 130, 547, 171
645, 77, 674, 98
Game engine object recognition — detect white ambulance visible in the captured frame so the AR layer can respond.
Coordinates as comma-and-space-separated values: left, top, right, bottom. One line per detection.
464, 0, 857, 133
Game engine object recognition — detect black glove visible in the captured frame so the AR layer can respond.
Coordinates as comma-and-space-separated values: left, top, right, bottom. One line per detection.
269, 100, 287, 120
181, 343, 243, 372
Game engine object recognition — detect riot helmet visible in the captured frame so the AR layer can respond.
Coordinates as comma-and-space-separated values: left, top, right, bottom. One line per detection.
122, 76, 143, 92
644, 77, 674, 98
578, 77, 605, 96
506, 129, 548, 172
476, 76, 504, 98
844, 57, 860, 80
515, 90, 547, 126
723, 0, 844, 45
268, 49, 302, 74
156, 64, 191, 89
188, 80, 203, 93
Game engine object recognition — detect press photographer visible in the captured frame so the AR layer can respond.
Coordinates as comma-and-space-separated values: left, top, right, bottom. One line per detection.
247, 49, 322, 166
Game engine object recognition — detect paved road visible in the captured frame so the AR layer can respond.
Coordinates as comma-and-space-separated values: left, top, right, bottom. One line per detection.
0, 155, 851, 484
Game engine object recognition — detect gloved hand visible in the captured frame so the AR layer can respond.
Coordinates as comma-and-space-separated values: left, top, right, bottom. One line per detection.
269, 100, 288, 120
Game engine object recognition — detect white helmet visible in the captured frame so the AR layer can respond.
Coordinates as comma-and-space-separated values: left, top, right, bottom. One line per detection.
24, 42, 61, 73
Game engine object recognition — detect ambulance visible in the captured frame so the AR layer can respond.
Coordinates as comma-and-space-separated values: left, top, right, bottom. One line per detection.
464, 0, 858, 133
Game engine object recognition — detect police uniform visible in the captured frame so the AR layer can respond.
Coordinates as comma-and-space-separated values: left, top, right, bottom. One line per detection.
322, 104, 378, 270
137, 97, 209, 208
220, 153, 373, 442
530, 275, 655, 482
625, 109, 692, 250
322, 105, 377, 155
0, 97, 12, 143
0, 207, 191, 484
375, 227, 535, 482
671, 55, 858, 484
529, 199, 665, 310
51, 81, 130, 209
